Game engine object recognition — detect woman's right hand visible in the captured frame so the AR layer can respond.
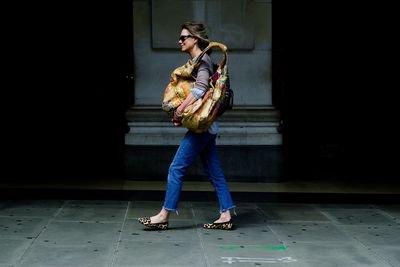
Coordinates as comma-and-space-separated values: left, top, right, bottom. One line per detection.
172, 111, 183, 126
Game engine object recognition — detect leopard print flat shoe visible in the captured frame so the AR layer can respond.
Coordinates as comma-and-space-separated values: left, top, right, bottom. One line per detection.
138, 217, 169, 230
203, 219, 234, 230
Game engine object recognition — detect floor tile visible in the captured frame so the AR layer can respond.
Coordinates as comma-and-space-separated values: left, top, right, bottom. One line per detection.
267, 221, 354, 243
66, 200, 128, 208
0, 238, 32, 266
339, 224, 400, 247
1, 199, 65, 209
374, 204, 400, 220
257, 203, 330, 222
35, 221, 122, 245
18, 244, 115, 267
55, 205, 127, 222
369, 246, 400, 267
315, 203, 375, 209
286, 241, 391, 267
200, 224, 280, 245
113, 240, 207, 266
320, 208, 396, 225
0, 199, 64, 217
0, 217, 48, 239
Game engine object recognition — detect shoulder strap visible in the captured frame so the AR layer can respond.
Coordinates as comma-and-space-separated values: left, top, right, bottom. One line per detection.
194, 42, 228, 70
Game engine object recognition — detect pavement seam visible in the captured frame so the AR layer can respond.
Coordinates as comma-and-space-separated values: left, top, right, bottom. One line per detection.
191, 203, 210, 267
109, 200, 131, 267
255, 203, 287, 244
318, 204, 397, 267
370, 204, 400, 223
14, 199, 69, 267
350, 235, 395, 267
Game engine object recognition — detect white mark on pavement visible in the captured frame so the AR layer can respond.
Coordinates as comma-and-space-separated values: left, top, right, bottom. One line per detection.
222, 256, 297, 264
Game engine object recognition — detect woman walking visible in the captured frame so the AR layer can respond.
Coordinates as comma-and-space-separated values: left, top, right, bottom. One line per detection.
138, 22, 235, 230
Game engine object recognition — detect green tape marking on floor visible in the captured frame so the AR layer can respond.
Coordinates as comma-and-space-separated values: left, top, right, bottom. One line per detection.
256, 245, 288, 250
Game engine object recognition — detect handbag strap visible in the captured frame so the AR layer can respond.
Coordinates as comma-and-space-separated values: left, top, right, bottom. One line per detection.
193, 42, 228, 70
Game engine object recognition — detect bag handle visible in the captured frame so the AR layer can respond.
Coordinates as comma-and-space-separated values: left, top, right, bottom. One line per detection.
193, 42, 228, 70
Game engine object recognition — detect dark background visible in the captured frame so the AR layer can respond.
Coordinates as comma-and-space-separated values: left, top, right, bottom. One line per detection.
3, 1, 399, 183
273, 2, 399, 181
3, 1, 133, 179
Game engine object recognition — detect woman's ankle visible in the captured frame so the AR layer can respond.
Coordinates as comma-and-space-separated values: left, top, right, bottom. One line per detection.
150, 209, 170, 223
214, 211, 231, 223
160, 208, 170, 220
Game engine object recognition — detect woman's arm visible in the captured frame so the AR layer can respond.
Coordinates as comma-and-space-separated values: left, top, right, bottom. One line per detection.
172, 92, 197, 126
173, 56, 212, 126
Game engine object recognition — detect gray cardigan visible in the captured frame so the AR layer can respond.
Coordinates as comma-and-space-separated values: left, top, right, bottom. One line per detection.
190, 53, 218, 134
190, 53, 213, 99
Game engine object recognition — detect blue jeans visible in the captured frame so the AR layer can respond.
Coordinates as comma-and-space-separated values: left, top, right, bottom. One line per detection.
163, 131, 235, 213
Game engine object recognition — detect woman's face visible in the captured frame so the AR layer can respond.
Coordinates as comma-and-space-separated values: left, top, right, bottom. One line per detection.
179, 28, 196, 52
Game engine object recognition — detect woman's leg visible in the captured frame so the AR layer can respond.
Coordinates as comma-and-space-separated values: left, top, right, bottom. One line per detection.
201, 133, 235, 223
149, 131, 210, 223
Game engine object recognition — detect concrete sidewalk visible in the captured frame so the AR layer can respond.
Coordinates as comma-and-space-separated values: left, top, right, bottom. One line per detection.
0, 198, 399, 266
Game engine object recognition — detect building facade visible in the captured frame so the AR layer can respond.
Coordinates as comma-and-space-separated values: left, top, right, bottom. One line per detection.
125, 0, 282, 181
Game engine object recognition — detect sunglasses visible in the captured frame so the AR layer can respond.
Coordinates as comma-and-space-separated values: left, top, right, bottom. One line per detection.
179, 35, 192, 42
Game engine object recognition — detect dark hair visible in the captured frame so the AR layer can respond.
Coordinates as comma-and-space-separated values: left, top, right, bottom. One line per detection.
181, 21, 211, 54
